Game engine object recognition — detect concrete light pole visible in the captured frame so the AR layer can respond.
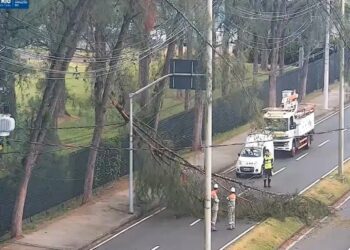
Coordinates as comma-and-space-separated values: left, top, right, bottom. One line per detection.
323, 0, 330, 110
339, 0, 345, 175
204, 0, 213, 248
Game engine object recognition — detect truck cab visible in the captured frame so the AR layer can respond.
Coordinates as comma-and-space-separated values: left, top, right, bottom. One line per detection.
236, 133, 274, 178
264, 90, 315, 156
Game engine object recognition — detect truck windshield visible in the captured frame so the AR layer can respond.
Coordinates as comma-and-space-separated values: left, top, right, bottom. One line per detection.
240, 148, 262, 157
265, 118, 288, 131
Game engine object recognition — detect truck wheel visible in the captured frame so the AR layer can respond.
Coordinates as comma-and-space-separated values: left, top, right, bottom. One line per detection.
236, 173, 241, 178
306, 135, 311, 149
290, 142, 297, 157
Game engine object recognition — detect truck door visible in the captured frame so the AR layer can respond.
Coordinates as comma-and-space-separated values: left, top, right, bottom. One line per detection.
290, 116, 296, 130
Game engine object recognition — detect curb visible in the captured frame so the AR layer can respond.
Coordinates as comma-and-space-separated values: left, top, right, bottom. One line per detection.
280, 174, 350, 250
280, 191, 350, 250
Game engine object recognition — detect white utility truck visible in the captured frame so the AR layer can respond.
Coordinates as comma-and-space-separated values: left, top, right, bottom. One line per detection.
236, 132, 274, 178
263, 90, 315, 157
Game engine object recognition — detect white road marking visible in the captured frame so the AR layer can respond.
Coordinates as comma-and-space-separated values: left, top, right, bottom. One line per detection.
318, 140, 330, 147
190, 219, 201, 227
151, 246, 160, 250
89, 207, 167, 250
218, 223, 260, 250
335, 194, 350, 209
238, 190, 248, 197
299, 157, 350, 194
320, 216, 328, 223
299, 179, 320, 195
315, 105, 350, 125
321, 166, 338, 179
222, 166, 236, 174
296, 153, 309, 161
273, 167, 286, 176
285, 227, 316, 250
286, 215, 328, 250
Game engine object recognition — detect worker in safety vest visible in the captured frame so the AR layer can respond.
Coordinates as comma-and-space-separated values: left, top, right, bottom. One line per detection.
263, 149, 273, 187
211, 183, 220, 231
226, 187, 236, 230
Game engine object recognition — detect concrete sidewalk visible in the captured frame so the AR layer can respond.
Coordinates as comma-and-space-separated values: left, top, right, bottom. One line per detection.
1, 177, 139, 250
0, 86, 343, 250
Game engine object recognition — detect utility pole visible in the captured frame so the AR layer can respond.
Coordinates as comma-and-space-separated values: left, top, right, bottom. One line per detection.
339, 0, 345, 175
129, 94, 134, 214
323, 0, 330, 110
204, 0, 213, 249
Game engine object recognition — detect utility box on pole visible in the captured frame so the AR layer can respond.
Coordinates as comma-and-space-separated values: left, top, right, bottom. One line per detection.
169, 59, 206, 90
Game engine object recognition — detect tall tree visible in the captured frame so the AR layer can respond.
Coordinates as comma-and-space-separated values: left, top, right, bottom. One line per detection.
278, 28, 286, 75
38, 1, 81, 118
82, 2, 134, 204
184, 26, 193, 111
151, 12, 181, 131
299, 8, 322, 100
260, 0, 270, 71
221, 0, 232, 96
0, 12, 16, 117
136, 0, 156, 106
176, 37, 184, 99
184, 0, 194, 110
268, 0, 286, 107
11, 0, 92, 238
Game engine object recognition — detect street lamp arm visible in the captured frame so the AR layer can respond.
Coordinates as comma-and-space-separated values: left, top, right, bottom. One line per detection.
130, 73, 206, 98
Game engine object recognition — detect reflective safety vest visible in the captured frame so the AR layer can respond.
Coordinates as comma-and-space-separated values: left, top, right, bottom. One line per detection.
211, 190, 219, 211
211, 190, 218, 200
227, 193, 236, 207
211, 190, 219, 202
227, 193, 236, 201
264, 155, 273, 169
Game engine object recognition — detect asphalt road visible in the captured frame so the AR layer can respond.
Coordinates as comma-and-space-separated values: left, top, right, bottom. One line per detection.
290, 197, 350, 250
94, 108, 350, 250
